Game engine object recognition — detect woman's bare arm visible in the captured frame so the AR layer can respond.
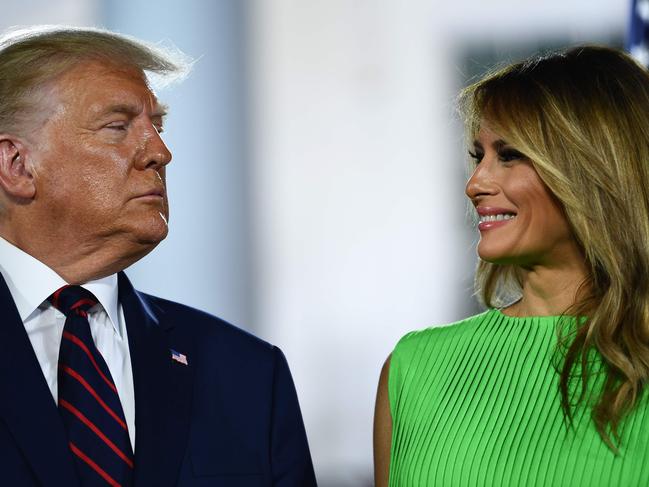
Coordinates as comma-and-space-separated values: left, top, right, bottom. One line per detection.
373, 354, 392, 487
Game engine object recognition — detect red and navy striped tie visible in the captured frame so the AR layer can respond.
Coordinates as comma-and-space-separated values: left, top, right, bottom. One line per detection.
50, 285, 134, 487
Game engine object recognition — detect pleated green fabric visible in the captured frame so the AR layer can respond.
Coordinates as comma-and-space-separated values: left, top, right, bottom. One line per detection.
388, 309, 649, 486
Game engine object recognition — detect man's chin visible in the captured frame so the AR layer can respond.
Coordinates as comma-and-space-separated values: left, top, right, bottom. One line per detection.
115, 213, 169, 264
135, 212, 169, 242
137, 227, 168, 247
128, 224, 168, 253
121, 235, 165, 269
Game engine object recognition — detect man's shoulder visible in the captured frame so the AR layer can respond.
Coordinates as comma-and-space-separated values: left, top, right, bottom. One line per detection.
137, 290, 275, 358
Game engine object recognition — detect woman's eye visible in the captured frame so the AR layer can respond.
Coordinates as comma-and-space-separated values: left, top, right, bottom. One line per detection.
468, 150, 483, 163
498, 149, 526, 163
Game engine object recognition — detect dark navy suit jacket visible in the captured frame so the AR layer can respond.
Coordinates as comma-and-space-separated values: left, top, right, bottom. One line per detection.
0, 272, 317, 486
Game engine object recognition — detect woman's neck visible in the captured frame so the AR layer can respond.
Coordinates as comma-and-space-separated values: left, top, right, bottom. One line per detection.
503, 260, 590, 317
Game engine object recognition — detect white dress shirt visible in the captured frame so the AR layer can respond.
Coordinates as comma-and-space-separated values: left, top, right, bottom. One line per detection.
0, 236, 136, 450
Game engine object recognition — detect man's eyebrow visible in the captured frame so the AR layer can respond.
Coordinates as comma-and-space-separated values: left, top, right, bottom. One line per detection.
154, 103, 169, 118
95, 103, 168, 118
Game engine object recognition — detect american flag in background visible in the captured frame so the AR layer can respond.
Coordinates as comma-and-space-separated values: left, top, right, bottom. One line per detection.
628, 0, 649, 67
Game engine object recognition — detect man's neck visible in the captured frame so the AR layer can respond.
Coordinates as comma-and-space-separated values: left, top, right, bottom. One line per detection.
0, 228, 150, 284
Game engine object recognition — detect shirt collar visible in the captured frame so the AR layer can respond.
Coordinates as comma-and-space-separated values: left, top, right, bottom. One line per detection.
0, 236, 123, 337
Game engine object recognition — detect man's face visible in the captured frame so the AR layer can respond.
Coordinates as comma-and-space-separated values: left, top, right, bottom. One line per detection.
26, 60, 172, 255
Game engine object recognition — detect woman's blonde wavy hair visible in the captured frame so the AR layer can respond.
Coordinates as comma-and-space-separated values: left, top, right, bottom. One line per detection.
458, 45, 649, 451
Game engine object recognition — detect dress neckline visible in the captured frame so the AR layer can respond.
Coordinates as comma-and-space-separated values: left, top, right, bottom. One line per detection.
491, 308, 566, 325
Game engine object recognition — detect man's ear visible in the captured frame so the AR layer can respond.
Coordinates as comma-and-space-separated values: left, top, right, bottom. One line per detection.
0, 137, 35, 199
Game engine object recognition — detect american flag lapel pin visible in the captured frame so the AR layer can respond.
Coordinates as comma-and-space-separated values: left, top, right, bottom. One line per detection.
170, 349, 188, 366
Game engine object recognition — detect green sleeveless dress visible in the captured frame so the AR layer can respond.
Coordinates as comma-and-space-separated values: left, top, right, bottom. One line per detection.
388, 309, 649, 486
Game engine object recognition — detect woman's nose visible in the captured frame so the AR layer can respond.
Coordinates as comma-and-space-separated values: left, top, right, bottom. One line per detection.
465, 162, 497, 201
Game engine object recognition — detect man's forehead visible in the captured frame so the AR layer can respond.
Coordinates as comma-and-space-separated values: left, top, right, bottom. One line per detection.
54, 60, 166, 116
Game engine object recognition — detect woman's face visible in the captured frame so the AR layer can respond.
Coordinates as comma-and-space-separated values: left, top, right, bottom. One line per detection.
465, 124, 580, 268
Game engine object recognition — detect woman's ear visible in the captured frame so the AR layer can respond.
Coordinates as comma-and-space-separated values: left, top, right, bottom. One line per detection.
0, 138, 35, 199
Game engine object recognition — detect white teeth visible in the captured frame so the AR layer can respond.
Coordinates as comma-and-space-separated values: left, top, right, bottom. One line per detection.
479, 213, 515, 223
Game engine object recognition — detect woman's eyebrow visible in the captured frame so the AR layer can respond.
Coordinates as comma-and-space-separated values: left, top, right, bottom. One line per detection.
493, 139, 509, 150
472, 138, 511, 150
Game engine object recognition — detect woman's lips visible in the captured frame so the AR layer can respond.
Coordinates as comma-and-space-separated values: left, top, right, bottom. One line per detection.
476, 206, 517, 231
478, 217, 515, 231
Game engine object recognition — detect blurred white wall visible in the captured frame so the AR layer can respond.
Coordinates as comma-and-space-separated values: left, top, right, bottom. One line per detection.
0, 0, 99, 27
247, 2, 466, 484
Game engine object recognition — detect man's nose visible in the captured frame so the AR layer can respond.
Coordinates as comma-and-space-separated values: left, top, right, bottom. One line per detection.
137, 126, 172, 170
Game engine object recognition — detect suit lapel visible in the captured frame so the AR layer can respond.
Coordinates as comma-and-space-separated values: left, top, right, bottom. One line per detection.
119, 272, 194, 487
0, 274, 79, 487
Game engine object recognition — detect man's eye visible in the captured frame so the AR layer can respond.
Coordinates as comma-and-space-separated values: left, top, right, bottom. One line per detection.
105, 122, 128, 131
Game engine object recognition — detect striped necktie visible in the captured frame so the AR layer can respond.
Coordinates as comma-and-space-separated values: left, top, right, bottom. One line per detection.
50, 285, 134, 487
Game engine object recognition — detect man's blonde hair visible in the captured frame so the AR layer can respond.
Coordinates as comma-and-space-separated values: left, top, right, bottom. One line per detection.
0, 25, 189, 134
